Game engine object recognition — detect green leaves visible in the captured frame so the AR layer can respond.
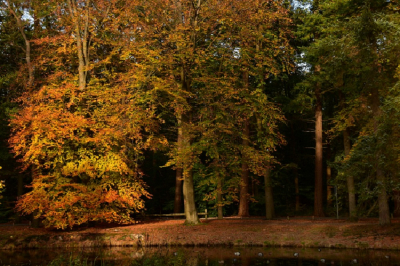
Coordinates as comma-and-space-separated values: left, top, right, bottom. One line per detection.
300, 0, 400, 218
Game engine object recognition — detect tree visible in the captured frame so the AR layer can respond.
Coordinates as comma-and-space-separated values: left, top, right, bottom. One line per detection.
220, 0, 293, 218
333, 1, 399, 224
9, 0, 159, 229
3, 0, 33, 88
296, 0, 327, 217
0, 0, 42, 223
300, 0, 400, 223
135, 0, 293, 223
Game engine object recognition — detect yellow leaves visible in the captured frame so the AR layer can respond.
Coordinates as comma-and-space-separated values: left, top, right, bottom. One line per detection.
396, 64, 400, 79
9, 0, 294, 228
10, 67, 154, 229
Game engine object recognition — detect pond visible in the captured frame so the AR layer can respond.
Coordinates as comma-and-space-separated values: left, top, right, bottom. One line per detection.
1, 246, 400, 266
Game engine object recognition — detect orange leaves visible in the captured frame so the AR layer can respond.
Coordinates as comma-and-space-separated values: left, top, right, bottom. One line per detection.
11, 121, 151, 228
8, 0, 159, 229
103, 190, 118, 203
8, 0, 294, 228
15, 169, 151, 229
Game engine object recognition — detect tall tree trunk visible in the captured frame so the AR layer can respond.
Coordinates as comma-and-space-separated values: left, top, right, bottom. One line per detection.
174, 168, 183, 213
376, 167, 390, 225
238, 68, 250, 217
295, 168, 300, 212
25, 38, 33, 88
174, 120, 183, 213
238, 119, 250, 217
178, 61, 199, 224
217, 177, 223, 219
326, 144, 333, 207
182, 148, 199, 225
67, 0, 90, 91
264, 167, 275, 219
326, 165, 332, 206
371, 86, 390, 225
290, 122, 300, 212
314, 84, 324, 217
76, 18, 87, 91
393, 191, 400, 218
183, 166, 199, 224
343, 128, 357, 219
173, 39, 199, 224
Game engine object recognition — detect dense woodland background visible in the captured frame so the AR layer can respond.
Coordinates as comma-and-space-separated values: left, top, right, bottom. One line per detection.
0, 0, 399, 229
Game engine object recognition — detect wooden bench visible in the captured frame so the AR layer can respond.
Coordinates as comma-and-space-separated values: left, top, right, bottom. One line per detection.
146, 209, 208, 219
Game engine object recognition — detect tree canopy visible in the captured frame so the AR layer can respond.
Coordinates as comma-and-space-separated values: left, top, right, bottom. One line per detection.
0, 0, 399, 228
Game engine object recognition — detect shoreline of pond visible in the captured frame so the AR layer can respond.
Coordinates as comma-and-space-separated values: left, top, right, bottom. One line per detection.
1, 217, 400, 250
2, 246, 400, 266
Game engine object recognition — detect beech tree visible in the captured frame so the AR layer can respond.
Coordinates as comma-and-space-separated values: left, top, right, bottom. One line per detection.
225, 0, 293, 218
134, 0, 293, 223
9, 0, 159, 229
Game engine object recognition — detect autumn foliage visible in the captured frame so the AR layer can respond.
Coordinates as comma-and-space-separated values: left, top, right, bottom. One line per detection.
8, 0, 163, 229
5, 0, 293, 228
3, 0, 400, 229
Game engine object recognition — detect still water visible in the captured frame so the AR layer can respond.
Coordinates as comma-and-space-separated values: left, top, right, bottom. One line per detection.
1, 246, 400, 266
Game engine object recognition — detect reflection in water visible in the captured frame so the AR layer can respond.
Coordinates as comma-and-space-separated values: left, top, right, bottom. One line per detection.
1, 246, 400, 265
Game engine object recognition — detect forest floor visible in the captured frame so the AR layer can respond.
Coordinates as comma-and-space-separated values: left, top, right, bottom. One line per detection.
1, 216, 400, 250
